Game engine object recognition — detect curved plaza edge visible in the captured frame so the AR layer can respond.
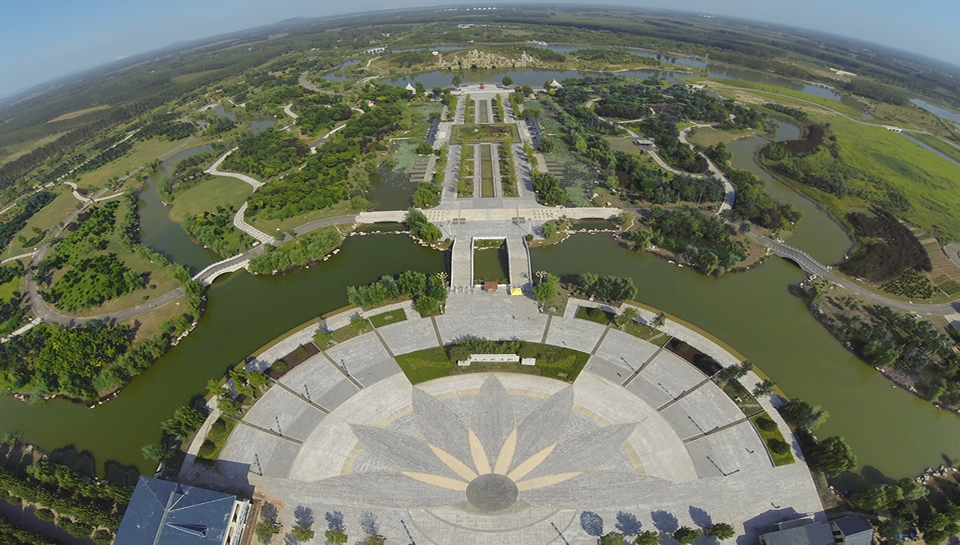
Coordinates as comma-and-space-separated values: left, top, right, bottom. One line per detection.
176, 292, 824, 545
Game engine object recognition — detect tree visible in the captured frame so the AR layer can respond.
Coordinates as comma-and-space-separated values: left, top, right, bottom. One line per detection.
652, 312, 666, 329
636, 530, 661, 545
92, 530, 114, 545
351, 315, 368, 332
533, 281, 556, 303
779, 399, 828, 430
398, 271, 427, 298
290, 524, 315, 542
324, 528, 348, 544
247, 371, 269, 390
673, 527, 701, 545
522, 85, 534, 96
707, 523, 736, 541
452, 74, 463, 87
432, 87, 443, 98
752, 379, 776, 397
142, 443, 174, 461
416, 296, 439, 316
601, 532, 625, 545
255, 520, 280, 542
502, 76, 514, 86
313, 328, 332, 347
617, 307, 639, 328
619, 212, 633, 228
416, 141, 433, 155
809, 436, 857, 477
414, 82, 426, 96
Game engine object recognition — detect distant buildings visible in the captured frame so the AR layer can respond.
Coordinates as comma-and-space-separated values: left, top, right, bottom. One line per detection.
114, 477, 250, 545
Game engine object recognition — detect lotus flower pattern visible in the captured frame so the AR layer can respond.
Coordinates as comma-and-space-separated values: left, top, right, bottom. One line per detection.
315, 375, 667, 511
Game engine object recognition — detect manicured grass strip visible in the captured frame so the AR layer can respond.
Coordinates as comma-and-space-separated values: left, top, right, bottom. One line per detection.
394, 342, 590, 384
620, 320, 668, 346
369, 308, 407, 328
195, 417, 238, 466
576, 305, 615, 325
480, 145, 495, 197
317, 321, 373, 350
717, 379, 763, 417
751, 414, 795, 466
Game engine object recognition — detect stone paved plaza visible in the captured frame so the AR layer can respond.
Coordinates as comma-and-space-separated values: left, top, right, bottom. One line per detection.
207, 293, 824, 544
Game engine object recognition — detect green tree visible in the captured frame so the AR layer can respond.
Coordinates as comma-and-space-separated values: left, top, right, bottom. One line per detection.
636, 530, 661, 545
290, 524, 315, 542
313, 328, 332, 347
324, 528, 348, 544
255, 520, 280, 542
619, 212, 633, 228
707, 523, 735, 541
432, 87, 443, 98
92, 529, 114, 545
452, 74, 463, 87
217, 395, 240, 417
779, 399, 829, 430
616, 307, 639, 328
398, 271, 427, 298
652, 312, 666, 329
416, 296, 439, 316
351, 315, 368, 332
502, 76, 514, 86
414, 82, 426, 96
247, 371, 269, 390
522, 85, 534, 96
533, 282, 556, 302
673, 527, 701, 545
142, 443, 174, 461
809, 436, 857, 477
752, 379, 776, 397
601, 532, 625, 545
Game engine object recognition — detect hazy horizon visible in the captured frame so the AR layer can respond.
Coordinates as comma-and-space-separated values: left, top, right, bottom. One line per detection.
2, 0, 958, 100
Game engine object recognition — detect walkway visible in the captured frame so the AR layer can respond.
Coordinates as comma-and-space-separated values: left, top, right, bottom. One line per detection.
297, 71, 336, 95
63, 182, 123, 203
205, 149, 264, 189
282, 103, 298, 119
450, 237, 473, 289
750, 231, 958, 315
192, 245, 269, 286
233, 202, 277, 246
1, 251, 37, 265
504, 236, 531, 289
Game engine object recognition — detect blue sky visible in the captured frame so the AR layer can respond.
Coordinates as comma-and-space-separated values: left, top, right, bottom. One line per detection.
1, 0, 958, 99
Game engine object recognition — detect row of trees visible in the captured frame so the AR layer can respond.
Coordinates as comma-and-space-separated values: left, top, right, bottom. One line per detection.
0, 190, 56, 246
346, 270, 447, 315
247, 227, 344, 275
405, 208, 442, 244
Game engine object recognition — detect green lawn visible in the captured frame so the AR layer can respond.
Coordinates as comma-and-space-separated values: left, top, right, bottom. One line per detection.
576, 306, 614, 325
619, 320, 668, 346
830, 117, 960, 240
0, 273, 20, 302
75, 137, 189, 190
167, 176, 252, 222
195, 417, 238, 466
246, 199, 360, 234
458, 145, 475, 198
700, 78, 865, 118
1, 188, 77, 259
480, 145, 495, 197
319, 321, 373, 350
394, 342, 590, 384
454, 124, 520, 144
685, 126, 757, 148
370, 308, 407, 328
751, 414, 795, 466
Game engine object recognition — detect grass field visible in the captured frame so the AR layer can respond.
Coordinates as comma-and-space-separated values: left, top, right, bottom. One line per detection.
699, 79, 865, 119
0, 133, 65, 167
0, 273, 20, 303
685, 126, 757, 147
395, 342, 590, 384
454, 123, 520, 144
167, 177, 252, 222
459, 144, 475, 198
394, 347, 453, 384
576, 305, 614, 325
75, 137, 189, 190
369, 308, 407, 328
247, 199, 360, 234
119, 294, 188, 342
830, 117, 960, 240
480, 145, 495, 197
1, 187, 78, 259
48, 106, 110, 123
911, 133, 960, 165
619, 320, 669, 346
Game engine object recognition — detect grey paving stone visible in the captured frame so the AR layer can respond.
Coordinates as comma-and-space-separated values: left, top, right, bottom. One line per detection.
278, 352, 349, 402
326, 334, 401, 387
519, 471, 668, 509
596, 328, 659, 373
217, 424, 300, 479
685, 420, 771, 479
522, 424, 635, 479
316, 473, 466, 508
413, 387, 473, 465
584, 354, 633, 385
378, 318, 439, 355
351, 425, 462, 480
660, 382, 742, 440
241, 387, 325, 441
510, 388, 572, 471
544, 315, 606, 354
471, 376, 516, 463
436, 293, 547, 344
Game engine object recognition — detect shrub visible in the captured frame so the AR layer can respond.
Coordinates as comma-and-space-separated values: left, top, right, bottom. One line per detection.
291, 524, 316, 542
415, 296, 439, 316
255, 520, 280, 542
313, 329, 332, 347
756, 416, 777, 432
767, 438, 791, 456
198, 440, 216, 458
208, 418, 228, 442
675, 340, 690, 352
272, 361, 287, 373
295, 345, 309, 357
92, 529, 114, 545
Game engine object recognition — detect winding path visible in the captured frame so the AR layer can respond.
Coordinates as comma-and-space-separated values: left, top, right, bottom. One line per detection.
283, 103, 299, 120
205, 148, 263, 189
749, 231, 958, 315
298, 71, 336, 95
233, 202, 277, 246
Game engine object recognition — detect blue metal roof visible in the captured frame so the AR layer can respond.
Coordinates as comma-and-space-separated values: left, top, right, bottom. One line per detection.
114, 476, 238, 545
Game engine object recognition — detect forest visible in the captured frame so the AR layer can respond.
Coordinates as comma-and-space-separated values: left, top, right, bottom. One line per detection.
247, 227, 344, 274
222, 128, 310, 177
650, 206, 747, 275
616, 152, 724, 204
0, 190, 56, 246
181, 206, 253, 259
840, 210, 931, 283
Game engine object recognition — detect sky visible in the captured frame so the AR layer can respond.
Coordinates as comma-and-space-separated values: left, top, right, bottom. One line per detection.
1, 0, 958, 99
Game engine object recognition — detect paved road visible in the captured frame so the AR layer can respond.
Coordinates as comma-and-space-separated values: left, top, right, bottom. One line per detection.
308, 123, 347, 151
292, 215, 358, 237
205, 148, 263, 189
283, 103, 299, 119
944, 244, 960, 269
298, 72, 336, 95
1, 251, 37, 265
750, 231, 958, 315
